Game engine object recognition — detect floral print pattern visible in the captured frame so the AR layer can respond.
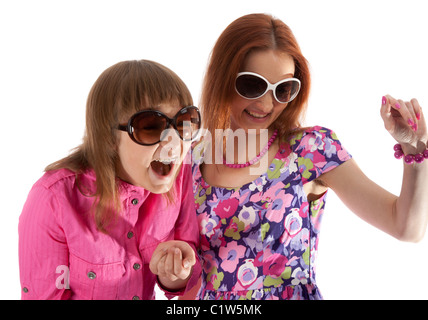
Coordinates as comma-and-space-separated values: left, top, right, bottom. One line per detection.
192, 126, 352, 300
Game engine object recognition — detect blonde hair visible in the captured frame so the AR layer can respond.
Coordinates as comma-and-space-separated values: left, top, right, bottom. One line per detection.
46, 60, 193, 232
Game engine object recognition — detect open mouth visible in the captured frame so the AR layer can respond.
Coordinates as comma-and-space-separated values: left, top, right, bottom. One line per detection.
150, 158, 176, 177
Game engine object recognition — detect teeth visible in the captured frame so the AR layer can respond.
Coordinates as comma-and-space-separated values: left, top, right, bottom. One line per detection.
153, 158, 177, 165
246, 110, 269, 118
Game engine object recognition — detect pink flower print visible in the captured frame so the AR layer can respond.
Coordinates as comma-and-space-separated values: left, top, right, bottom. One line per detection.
264, 253, 289, 278
202, 250, 218, 274
213, 198, 239, 219
218, 241, 246, 273
338, 149, 351, 161
265, 190, 294, 223
284, 208, 303, 237
301, 133, 324, 153
199, 213, 219, 238
237, 259, 259, 288
258, 180, 283, 202
281, 286, 295, 300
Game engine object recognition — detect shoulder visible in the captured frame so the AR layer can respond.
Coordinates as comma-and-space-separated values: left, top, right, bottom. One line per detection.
30, 168, 97, 204
23, 169, 78, 207
20, 169, 79, 230
287, 125, 351, 165
34, 168, 77, 190
284, 126, 350, 159
288, 126, 340, 149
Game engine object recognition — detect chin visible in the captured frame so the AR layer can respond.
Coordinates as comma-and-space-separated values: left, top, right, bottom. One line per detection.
144, 165, 178, 194
146, 182, 174, 194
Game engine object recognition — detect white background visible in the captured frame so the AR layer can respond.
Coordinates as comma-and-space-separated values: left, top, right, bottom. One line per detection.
1, 0, 427, 300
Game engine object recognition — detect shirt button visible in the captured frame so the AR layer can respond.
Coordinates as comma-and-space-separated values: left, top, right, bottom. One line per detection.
132, 295, 140, 300
22, 287, 29, 293
131, 198, 139, 205
87, 271, 96, 280
127, 231, 134, 239
133, 263, 141, 270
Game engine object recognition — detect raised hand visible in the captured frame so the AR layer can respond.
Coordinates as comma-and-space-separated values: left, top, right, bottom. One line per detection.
380, 95, 428, 152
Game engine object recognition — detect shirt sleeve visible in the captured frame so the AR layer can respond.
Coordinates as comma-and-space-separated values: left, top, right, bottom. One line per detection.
18, 183, 71, 300
294, 126, 352, 184
157, 163, 202, 299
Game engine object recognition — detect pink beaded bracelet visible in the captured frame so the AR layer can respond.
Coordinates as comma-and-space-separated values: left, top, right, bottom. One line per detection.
394, 143, 428, 164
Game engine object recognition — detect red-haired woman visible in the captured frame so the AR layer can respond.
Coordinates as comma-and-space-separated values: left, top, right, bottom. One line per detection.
187, 13, 428, 300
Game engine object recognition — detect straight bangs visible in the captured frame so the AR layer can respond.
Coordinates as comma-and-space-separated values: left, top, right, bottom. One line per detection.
116, 60, 194, 123
46, 59, 193, 232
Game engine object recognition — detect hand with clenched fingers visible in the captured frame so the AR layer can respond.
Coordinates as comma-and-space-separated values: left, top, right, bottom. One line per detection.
380, 95, 428, 153
149, 240, 196, 291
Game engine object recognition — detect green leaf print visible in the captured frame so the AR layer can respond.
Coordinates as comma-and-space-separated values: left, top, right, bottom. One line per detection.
267, 159, 284, 180
261, 223, 270, 241
207, 267, 224, 290
302, 247, 310, 266
224, 216, 245, 240
264, 267, 292, 287
297, 157, 314, 180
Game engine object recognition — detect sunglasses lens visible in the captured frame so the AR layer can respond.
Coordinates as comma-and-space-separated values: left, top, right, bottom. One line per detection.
132, 112, 166, 145
176, 107, 201, 141
276, 80, 300, 103
236, 74, 267, 99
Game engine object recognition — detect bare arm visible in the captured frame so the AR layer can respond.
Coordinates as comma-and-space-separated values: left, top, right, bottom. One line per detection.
320, 96, 428, 242
321, 159, 428, 242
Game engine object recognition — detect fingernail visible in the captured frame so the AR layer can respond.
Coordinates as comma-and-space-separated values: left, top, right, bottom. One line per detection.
174, 248, 180, 254
408, 118, 415, 126
183, 261, 189, 269
382, 96, 387, 105
413, 123, 418, 132
395, 103, 401, 109
416, 112, 421, 120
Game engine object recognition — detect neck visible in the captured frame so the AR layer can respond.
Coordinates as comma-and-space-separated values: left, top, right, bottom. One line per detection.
223, 128, 278, 167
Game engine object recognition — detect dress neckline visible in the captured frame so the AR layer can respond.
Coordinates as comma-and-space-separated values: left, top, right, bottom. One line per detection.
195, 139, 291, 190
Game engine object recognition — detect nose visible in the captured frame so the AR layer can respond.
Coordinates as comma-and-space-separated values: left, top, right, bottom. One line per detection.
158, 128, 182, 158
258, 89, 277, 110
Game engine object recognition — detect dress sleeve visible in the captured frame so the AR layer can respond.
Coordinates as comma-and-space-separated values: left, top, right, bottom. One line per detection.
18, 183, 71, 300
156, 163, 202, 299
293, 126, 352, 184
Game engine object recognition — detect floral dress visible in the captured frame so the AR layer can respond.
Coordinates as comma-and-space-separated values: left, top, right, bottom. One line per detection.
191, 126, 352, 300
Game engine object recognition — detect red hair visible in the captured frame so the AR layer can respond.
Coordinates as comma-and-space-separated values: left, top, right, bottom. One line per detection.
201, 13, 311, 138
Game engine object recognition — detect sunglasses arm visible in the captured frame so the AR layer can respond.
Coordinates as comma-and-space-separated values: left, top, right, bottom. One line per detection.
117, 124, 129, 132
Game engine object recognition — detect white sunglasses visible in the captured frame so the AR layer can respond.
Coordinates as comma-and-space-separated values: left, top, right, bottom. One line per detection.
235, 72, 301, 104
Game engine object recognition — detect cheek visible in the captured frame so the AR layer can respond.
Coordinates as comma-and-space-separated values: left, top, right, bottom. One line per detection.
229, 97, 249, 120
117, 138, 152, 172
274, 103, 288, 116
231, 95, 248, 111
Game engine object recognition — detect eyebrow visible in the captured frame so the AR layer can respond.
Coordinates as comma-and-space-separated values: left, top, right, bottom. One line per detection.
282, 73, 295, 78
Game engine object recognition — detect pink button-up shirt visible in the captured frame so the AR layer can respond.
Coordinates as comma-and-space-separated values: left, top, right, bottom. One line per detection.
18, 164, 201, 300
